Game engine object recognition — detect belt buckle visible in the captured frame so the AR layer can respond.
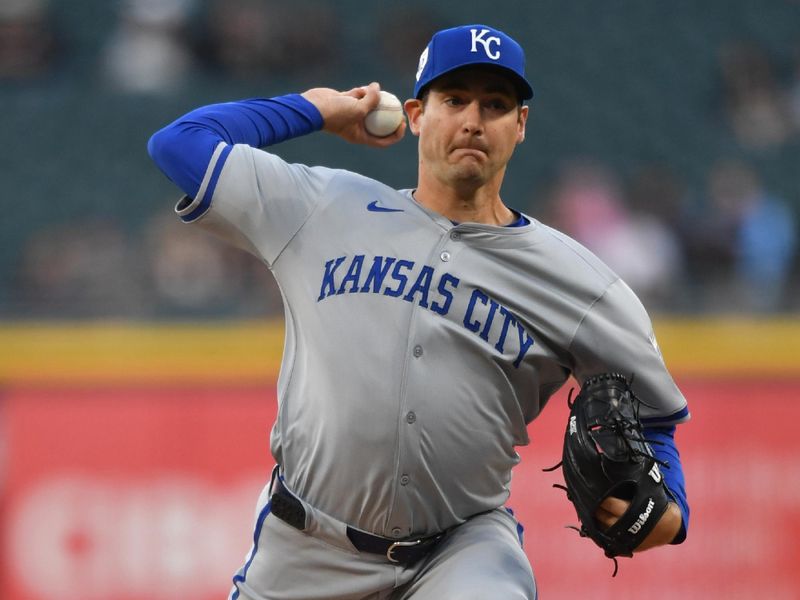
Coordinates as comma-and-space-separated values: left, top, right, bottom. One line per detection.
386, 538, 422, 563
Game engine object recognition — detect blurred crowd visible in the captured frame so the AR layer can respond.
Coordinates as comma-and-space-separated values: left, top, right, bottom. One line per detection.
12, 210, 285, 318
543, 158, 797, 313
3, 0, 800, 317
0, 0, 441, 90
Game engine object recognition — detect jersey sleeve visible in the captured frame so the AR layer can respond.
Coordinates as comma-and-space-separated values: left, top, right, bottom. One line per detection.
568, 278, 690, 425
148, 94, 324, 201
177, 143, 337, 266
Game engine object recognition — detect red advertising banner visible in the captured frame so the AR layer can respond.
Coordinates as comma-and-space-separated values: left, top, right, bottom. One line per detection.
1, 386, 274, 600
2, 379, 799, 599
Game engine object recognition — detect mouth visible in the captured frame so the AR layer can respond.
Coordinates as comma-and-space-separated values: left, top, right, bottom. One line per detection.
450, 145, 488, 159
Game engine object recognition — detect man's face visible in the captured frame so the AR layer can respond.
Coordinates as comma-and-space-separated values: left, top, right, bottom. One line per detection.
405, 68, 529, 191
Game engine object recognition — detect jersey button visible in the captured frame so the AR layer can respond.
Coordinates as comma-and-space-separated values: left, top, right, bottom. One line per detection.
413, 345, 423, 358
450, 231, 461, 241
391, 528, 403, 538
440, 251, 451, 262
400, 474, 410, 485
406, 411, 416, 424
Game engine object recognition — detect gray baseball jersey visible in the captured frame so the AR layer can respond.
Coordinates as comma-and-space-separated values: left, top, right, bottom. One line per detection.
180, 142, 688, 541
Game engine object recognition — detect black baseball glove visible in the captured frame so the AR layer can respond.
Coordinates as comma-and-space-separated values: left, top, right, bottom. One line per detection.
548, 373, 672, 573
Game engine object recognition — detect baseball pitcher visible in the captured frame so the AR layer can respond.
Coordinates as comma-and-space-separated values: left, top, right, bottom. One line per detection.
148, 24, 689, 600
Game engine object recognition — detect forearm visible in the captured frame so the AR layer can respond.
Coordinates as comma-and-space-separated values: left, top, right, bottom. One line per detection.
595, 424, 688, 552
147, 94, 323, 198
644, 425, 689, 544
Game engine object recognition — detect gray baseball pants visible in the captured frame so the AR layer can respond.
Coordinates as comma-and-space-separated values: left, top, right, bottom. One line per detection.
228, 479, 536, 600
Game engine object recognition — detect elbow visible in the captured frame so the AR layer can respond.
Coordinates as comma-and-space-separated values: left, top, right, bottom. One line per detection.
147, 126, 176, 169
146, 130, 161, 162
147, 121, 220, 198
146, 124, 199, 197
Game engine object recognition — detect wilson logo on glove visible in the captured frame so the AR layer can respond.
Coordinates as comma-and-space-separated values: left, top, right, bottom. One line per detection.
648, 463, 663, 483
627, 498, 655, 534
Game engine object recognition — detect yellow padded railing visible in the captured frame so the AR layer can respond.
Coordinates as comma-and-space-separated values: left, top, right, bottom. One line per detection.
0, 317, 797, 385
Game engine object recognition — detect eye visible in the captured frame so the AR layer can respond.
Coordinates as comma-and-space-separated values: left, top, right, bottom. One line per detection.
444, 96, 464, 106
486, 98, 512, 111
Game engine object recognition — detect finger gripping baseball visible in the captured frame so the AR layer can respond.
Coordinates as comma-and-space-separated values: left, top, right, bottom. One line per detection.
555, 373, 672, 568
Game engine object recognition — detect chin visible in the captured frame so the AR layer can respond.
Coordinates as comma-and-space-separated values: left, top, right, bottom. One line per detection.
449, 163, 487, 184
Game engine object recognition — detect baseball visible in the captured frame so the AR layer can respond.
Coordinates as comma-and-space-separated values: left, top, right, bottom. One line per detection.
364, 91, 404, 137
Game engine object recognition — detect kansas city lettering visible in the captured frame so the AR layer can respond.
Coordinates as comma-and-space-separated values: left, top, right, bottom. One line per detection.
319, 255, 457, 315
318, 254, 534, 367
463, 289, 535, 368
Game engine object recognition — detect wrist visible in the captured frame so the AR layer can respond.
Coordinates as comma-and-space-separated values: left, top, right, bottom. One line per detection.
635, 502, 682, 552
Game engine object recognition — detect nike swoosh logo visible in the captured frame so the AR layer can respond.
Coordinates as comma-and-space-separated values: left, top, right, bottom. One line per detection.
367, 200, 404, 213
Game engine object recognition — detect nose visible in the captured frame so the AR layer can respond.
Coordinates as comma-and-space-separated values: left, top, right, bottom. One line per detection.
461, 100, 484, 135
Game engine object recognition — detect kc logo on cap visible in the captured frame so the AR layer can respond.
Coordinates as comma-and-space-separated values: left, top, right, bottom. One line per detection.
413, 24, 534, 100
470, 28, 501, 60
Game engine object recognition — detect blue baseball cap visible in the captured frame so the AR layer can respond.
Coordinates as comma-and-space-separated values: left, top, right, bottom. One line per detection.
413, 24, 534, 100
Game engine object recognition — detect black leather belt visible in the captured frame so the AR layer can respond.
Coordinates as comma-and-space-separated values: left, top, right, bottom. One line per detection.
270, 476, 444, 566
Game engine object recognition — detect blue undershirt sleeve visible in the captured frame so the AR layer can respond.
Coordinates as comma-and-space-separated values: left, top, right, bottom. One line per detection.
644, 425, 689, 544
147, 94, 324, 199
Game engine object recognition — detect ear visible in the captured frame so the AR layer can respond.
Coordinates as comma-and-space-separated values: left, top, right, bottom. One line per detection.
516, 105, 529, 144
403, 98, 424, 136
